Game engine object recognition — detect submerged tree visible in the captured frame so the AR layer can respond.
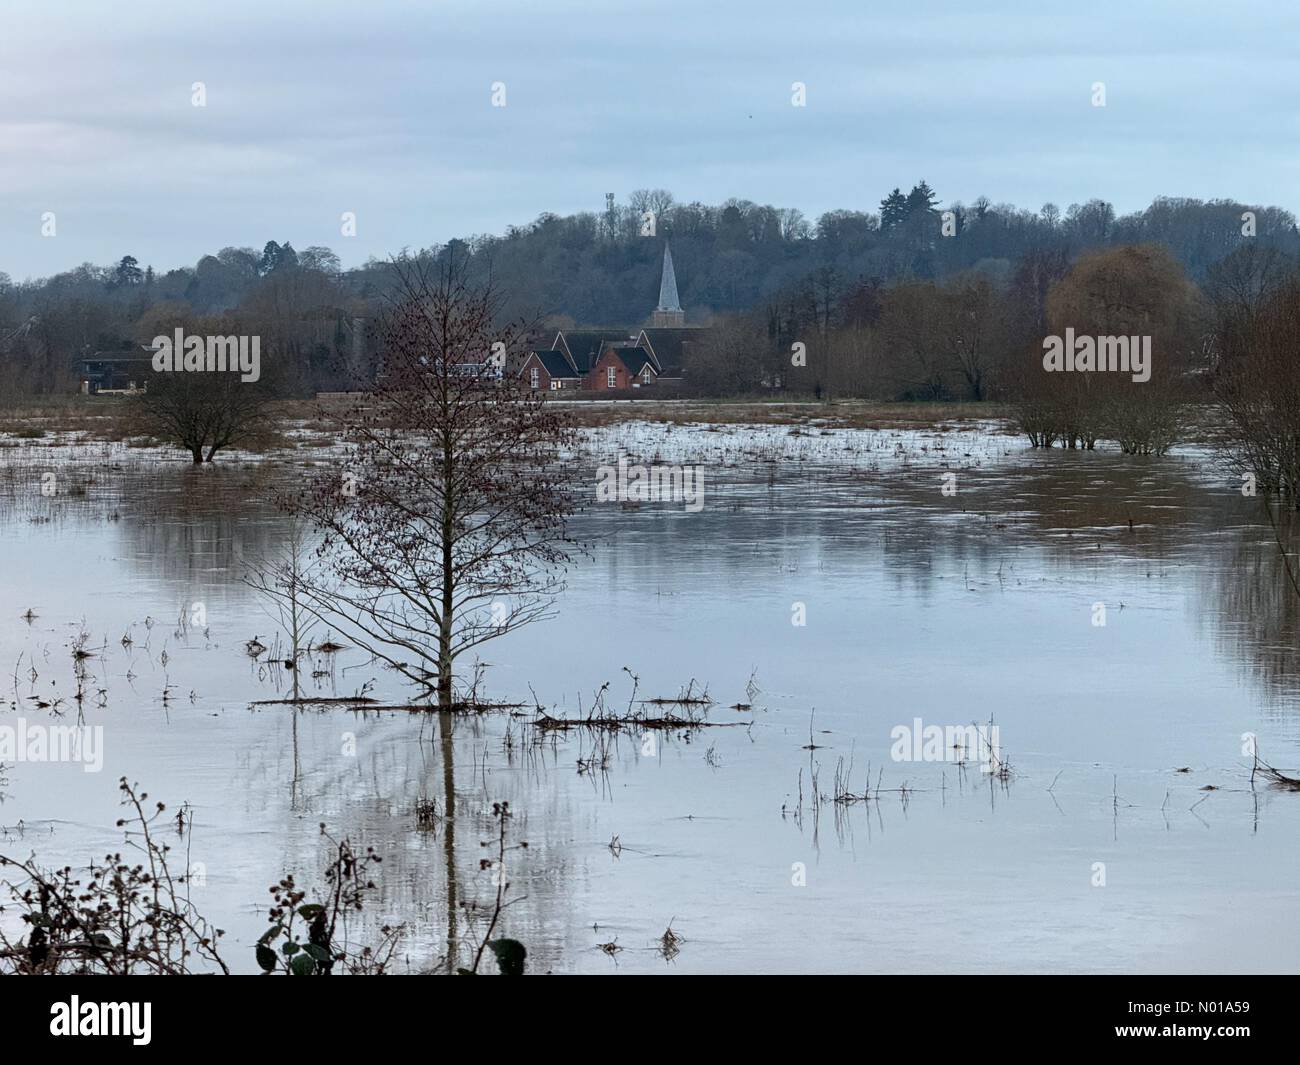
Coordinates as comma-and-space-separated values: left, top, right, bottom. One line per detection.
293, 255, 581, 708
1012, 244, 1200, 453
133, 314, 282, 463
1215, 278, 1300, 502
137, 368, 277, 463
242, 519, 328, 702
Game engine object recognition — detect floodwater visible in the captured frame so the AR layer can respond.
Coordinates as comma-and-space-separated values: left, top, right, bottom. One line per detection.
1, 419, 1299, 974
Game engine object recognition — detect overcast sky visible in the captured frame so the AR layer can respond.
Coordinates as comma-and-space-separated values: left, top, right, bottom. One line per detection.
2, 0, 1297, 279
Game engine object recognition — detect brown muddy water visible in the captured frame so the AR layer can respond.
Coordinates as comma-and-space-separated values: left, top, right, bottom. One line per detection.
1, 420, 1299, 974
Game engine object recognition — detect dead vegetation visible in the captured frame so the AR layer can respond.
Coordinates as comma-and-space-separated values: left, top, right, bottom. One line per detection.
1251, 748, 1300, 791
0, 779, 228, 975
564, 398, 1009, 432
530, 671, 741, 734
658, 920, 684, 962
456, 801, 528, 976
0, 395, 1010, 446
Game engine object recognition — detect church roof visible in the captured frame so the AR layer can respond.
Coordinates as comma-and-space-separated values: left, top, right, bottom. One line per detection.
657, 244, 682, 313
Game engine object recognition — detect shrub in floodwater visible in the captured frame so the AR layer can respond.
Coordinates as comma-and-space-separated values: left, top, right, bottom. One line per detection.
457, 802, 529, 975
0, 778, 228, 975
257, 829, 402, 975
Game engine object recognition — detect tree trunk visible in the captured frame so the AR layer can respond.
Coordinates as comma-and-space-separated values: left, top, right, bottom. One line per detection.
439, 712, 457, 971
437, 616, 453, 709
289, 586, 301, 703
439, 408, 456, 709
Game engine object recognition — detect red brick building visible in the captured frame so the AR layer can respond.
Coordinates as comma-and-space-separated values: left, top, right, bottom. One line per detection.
587, 344, 658, 390
519, 348, 583, 391
519, 244, 707, 393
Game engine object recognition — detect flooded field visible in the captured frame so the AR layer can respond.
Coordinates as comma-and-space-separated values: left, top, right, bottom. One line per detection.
2, 419, 1299, 974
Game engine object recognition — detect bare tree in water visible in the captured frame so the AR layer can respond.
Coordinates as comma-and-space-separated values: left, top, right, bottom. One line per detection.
293, 254, 580, 708
1215, 277, 1300, 503
138, 368, 277, 463
242, 518, 326, 702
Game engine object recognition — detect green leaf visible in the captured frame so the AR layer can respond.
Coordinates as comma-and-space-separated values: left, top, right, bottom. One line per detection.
258, 923, 283, 945
282, 940, 300, 955
487, 938, 527, 976
297, 904, 324, 919
290, 952, 316, 976
303, 944, 330, 963
256, 944, 278, 971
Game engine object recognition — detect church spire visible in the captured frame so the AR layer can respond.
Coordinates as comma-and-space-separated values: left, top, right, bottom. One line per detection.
651, 242, 685, 327
657, 243, 682, 313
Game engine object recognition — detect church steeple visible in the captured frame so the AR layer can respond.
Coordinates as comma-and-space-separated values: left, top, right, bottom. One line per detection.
650, 243, 685, 327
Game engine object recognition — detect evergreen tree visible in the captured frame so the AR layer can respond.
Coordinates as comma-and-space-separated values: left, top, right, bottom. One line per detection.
905, 181, 939, 216
879, 188, 909, 230
259, 241, 283, 276
257, 240, 299, 275
113, 255, 143, 287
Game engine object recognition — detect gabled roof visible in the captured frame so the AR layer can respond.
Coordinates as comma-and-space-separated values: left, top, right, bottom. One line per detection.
635, 329, 702, 375
523, 349, 581, 378
600, 345, 656, 376
553, 330, 614, 373
602, 339, 659, 372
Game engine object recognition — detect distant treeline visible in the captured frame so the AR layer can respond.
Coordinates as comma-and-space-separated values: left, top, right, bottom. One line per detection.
1, 185, 1298, 396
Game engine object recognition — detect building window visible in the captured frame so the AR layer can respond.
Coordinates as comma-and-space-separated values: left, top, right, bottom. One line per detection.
607, 366, 617, 388
530, 366, 539, 389
550, 380, 561, 390
642, 366, 652, 383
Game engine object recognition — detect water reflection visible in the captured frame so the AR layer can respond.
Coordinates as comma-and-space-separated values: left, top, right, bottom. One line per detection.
2, 431, 1300, 973
1203, 504, 1300, 708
